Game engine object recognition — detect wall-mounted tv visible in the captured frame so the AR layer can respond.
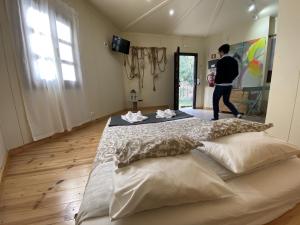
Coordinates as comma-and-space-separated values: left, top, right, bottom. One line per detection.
112, 35, 130, 54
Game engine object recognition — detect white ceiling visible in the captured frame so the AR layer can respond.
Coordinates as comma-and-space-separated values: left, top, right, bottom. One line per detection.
90, 0, 278, 37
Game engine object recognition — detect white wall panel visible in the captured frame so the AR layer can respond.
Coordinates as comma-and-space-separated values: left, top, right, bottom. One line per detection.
266, 0, 300, 142
288, 72, 300, 146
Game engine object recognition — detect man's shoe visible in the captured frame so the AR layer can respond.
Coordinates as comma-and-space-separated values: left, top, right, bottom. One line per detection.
211, 118, 218, 121
236, 114, 243, 119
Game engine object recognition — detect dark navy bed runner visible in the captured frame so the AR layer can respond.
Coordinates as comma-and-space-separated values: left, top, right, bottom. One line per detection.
109, 110, 193, 127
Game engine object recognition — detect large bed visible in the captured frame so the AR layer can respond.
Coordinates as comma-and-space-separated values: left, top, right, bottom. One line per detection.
76, 115, 300, 225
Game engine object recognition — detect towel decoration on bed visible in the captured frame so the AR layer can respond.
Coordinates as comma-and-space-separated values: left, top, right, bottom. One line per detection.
120, 109, 177, 124
109, 110, 192, 127
121, 111, 148, 123
156, 109, 176, 119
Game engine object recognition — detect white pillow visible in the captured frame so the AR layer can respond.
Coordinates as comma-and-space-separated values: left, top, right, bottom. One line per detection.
200, 132, 300, 174
110, 154, 234, 220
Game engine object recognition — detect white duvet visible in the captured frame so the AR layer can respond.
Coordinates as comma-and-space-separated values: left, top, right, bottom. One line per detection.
79, 158, 300, 225
75, 150, 236, 224
76, 120, 300, 225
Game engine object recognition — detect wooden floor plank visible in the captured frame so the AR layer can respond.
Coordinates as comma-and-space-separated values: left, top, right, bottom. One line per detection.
1, 176, 88, 200
0, 111, 300, 225
0, 201, 79, 225
2, 164, 91, 186
0, 118, 103, 225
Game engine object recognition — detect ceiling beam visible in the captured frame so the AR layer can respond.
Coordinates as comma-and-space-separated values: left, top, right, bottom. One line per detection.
205, 0, 224, 36
123, 0, 173, 31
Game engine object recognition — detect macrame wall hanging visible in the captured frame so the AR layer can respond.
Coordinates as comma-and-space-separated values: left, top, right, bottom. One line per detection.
124, 47, 167, 91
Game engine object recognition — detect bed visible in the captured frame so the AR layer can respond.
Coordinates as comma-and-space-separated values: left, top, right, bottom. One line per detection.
76, 115, 300, 225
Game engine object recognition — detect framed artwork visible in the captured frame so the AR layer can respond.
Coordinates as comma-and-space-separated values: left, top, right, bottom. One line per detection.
230, 37, 267, 88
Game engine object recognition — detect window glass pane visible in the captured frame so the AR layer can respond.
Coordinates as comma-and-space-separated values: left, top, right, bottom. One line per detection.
56, 21, 72, 43
26, 7, 51, 35
61, 63, 76, 81
29, 33, 54, 58
58, 42, 74, 63
34, 58, 56, 81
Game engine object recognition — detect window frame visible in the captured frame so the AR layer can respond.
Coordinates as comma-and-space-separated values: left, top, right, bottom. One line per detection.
23, 6, 80, 88
54, 18, 79, 87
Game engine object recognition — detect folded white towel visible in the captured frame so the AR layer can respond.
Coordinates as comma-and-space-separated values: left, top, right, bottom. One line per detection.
121, 111, 148, 123
156, 109, 176, 119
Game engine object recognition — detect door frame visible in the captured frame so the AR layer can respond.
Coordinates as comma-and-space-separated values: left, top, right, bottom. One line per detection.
174, 47, 180, 110
176, 52, 198, 109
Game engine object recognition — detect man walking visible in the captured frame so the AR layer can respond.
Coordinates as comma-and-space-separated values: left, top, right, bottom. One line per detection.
212, 44, 242, 120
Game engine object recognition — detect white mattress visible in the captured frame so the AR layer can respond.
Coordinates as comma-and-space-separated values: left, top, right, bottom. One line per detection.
81, 158, 300, 225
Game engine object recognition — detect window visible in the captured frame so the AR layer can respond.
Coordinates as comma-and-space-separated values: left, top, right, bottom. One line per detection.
56, 20, 77, 82
26, 8, 56, 81
25, 7, 78, 83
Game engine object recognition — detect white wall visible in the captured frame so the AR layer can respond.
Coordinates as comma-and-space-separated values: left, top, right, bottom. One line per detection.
203, 17, 271, 108
121, 32, 206, 109
266, 0, 300, 146
65, 0, 125, 118
0, 0, 125, 150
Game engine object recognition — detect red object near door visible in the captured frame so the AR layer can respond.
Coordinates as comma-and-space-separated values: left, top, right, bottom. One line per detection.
207, 72, 216, 87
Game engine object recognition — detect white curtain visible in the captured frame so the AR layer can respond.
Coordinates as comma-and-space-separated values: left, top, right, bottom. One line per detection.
7, 0, 90, 140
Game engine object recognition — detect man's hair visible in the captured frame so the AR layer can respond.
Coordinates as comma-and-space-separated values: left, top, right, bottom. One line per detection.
218, 44, 230, 54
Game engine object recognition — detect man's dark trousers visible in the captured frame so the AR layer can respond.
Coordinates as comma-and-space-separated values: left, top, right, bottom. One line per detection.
213, 85, 239, 120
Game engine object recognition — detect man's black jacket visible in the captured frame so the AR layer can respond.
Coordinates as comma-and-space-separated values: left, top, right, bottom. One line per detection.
215, 56, 239, 84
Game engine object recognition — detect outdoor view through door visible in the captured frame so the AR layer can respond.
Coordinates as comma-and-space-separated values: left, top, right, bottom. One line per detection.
179, 54, 196, 108
174, 48, 198, 110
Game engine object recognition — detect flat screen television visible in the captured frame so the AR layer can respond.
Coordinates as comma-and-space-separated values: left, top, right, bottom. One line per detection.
112, 35, 130, 54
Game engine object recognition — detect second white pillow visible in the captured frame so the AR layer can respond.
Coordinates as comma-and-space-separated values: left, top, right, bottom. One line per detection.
200, 132, 300, 174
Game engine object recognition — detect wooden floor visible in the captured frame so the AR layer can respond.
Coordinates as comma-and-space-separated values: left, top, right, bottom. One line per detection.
0, 119, 106, 225
0, 113, 300, 225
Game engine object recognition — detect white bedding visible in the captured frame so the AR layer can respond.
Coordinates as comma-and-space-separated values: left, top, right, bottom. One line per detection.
76, 150, 237, 225
110, 153, 234, 220
200, 131, 300, 174
80, 158, 300, 225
